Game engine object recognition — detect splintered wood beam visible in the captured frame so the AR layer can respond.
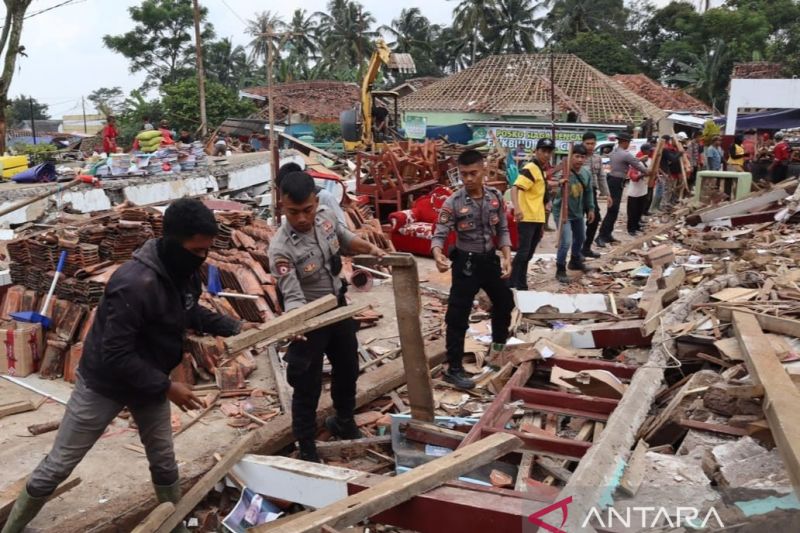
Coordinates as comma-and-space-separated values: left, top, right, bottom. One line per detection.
733, 311, 800, 494
355, 253, 435, 422
224, 294, 337, 353
254, 433, 522, 533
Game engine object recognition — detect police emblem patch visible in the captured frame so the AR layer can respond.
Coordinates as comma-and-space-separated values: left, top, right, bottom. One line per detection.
438, 208, 453, 224
274, 261, 291, 276
303, 263, 317, 273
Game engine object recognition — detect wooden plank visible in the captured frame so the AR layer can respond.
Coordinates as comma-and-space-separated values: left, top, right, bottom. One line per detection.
691, 185, 791, 224
173, 392, 219, 438
268, 346, 291, 415
0, 476, 81, 523
733, 310, 800, 494
224, 294, 337, 353
717, 307, 800, 338
618, 439, 648, 497
542, 421, 593, 485
677, 418, 749, 437
535, 458, 572, 483
254, 433, 522, 533
316, 435, 393, 460
0, 400, 35, 419
514, 451, 536, 492
404, 420, 465, 450
130, 502, 175, 533
146, 341, 448, 533
356, 254, 435, 422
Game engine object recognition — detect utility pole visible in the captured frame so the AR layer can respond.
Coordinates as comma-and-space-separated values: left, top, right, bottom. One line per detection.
29, 97, 37, 145
266, 28, 279, 225
81, 96, 88, 134
550, 49, 556, 143
192, 0, 208, 138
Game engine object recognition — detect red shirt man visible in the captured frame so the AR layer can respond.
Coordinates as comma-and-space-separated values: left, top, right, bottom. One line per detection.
102, 116, 119, 154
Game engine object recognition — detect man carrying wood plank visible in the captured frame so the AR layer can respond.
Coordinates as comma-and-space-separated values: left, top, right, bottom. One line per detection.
580, 132, 609, 259
268, 171, 386, 463
552, 143, 595, 283
2, 199, 251, 533
431, 150, 514, 390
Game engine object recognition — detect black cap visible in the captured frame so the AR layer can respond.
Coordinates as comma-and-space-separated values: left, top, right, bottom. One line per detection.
536, 138, 555, 150
641, 143, 653, 153
617, 132, 632, 142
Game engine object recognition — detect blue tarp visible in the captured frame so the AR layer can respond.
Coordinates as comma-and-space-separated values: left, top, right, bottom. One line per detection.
715, 109, 800, 131
11, 162, 56, 183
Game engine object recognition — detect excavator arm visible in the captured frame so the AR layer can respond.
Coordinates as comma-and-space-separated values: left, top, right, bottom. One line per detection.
341, 39, 415, 151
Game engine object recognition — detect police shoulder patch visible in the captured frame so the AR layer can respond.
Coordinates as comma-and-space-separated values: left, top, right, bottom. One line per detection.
438, 207, 453, 224
273, 258, 292, 277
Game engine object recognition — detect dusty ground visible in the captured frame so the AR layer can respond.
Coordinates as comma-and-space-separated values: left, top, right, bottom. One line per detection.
0, 191, 650, 531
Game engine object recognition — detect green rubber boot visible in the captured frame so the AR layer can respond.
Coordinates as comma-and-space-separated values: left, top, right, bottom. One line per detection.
1, 487, 47, 533
153, 481, 190, 533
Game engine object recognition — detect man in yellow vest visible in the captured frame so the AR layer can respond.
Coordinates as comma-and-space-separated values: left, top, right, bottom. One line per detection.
509, 138, 554, 290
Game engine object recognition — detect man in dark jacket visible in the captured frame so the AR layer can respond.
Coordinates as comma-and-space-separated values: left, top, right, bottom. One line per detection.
2, 199, 248, 533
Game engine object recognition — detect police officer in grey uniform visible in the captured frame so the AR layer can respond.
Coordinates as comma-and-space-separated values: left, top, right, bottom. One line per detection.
432, 149, 514, 390
595, 132, 648, 247
268, 171, 385, 463
580, 132, 610, 258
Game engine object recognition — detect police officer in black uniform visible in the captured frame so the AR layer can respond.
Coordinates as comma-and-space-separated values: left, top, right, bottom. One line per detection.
268, 172, 385, 462
431, 150, 514, 390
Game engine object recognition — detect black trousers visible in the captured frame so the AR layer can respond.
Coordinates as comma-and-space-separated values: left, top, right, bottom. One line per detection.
598, 175, 625, 241
627, 195, 648, 234
584, 188, 602, 251
445, 250, 514, 369
509, 222, 543, 290
772, 164, 788, 183
285, 316, 359, 443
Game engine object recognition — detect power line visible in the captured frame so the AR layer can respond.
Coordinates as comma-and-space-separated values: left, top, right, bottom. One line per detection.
0, 0, 87, 30
217, 0, 246, 25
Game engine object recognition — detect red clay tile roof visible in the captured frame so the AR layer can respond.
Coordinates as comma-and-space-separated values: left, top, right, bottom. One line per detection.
246, 81, 359, 122
612, 74, 712, 114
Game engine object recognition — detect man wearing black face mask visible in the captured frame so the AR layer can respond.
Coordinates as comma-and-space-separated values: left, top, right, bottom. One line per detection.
2, 199, 248, 533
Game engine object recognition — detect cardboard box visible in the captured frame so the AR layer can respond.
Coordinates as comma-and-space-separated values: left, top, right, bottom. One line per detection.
0, 321, 45, 377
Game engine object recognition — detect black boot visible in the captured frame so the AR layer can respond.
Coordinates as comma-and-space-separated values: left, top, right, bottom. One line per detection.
298, 440, 321, 463
443, 368, 475, 390
582, 248, 601, 258
325, 415, 363, 440
568, 258, 588, 272
556, 264, 569, 283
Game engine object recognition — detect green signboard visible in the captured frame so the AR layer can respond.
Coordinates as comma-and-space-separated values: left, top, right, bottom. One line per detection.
404, 116, 428, 140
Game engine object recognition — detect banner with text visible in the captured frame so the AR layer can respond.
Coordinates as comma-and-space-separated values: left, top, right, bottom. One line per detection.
477, 126, 585, 152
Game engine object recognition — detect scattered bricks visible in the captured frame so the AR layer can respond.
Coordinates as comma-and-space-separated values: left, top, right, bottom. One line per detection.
215, 365, 245, 391
38, 338, 69, 379
644, 245, 675, 268
490, 469, 514, 488
170, 353, 196, 386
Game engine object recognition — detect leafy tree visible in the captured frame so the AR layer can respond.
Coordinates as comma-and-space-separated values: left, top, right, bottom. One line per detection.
0, 0, 35, 153
431, 25, 472, 73
246, 10, 285, 65
87, 87, 125, 116
315, 0, 378, 74
558, 32, 642, 75
380, 8, 440, 77
450, 0, 499, 65
542, 0, 628, 44
161, 78, 256, 133
205, 38, 252, 90
117, 90, 165, 145
484, 0, 541, 54
103, 0, 215, 89
284, 9, 320, 75
669, 39, 730, 112
5, 95, 49, 128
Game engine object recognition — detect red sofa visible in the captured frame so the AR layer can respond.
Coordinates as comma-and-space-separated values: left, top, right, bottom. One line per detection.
388, 186, 519, 257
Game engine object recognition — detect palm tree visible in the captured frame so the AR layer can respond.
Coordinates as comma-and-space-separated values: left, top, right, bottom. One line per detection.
205, 38, 250, 90
315, 0, 378, 74
450, 0, 499, 65
432, 26, 472, 73
542, 0, 627, 44
669, 40, 729, 113
285, 9, 319, 74
485, 0, 542, 54
246, 11, 285, 65
380, 8, 439, 76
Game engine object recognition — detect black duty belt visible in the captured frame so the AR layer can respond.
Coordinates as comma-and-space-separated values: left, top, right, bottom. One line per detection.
455, 248, 496, 258
608, 174, 626, 180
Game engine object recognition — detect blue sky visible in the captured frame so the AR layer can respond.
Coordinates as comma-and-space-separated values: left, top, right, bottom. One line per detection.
6, 0, 454, 117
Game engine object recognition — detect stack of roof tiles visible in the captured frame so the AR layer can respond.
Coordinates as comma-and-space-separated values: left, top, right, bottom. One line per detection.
611, 74, 712, 114
246, 80, 360, 122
